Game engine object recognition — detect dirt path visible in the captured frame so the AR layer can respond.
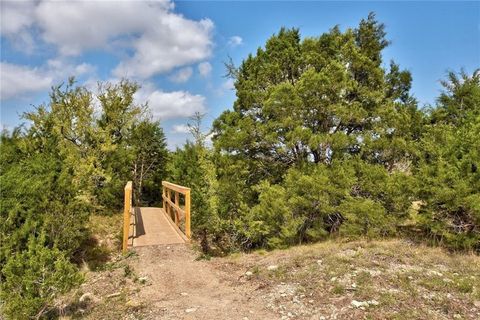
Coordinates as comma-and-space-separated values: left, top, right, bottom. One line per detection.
80, 238, 480, 319
127, 244, 275, 320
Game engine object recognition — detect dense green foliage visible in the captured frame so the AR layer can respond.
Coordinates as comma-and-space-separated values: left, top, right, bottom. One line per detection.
0, 80, 168, 318
170, 14, 478, 254
169, 114, 220, 252
131, 120, 169, 206
1, 236, 82, 319
234, 159, 415, 249
210, 14, 422, 250
415, 70, 480, 250
1, 12, 478, 319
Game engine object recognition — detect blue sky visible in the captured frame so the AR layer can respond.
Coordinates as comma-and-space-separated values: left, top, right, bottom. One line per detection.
1, 1, 479, 148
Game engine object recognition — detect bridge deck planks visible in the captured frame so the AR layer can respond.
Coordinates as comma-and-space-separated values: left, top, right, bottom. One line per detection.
130, 207, 186, 247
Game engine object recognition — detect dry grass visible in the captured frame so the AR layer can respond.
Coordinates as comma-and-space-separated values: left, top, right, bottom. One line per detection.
56, 214, 145, 319
218, 239, 480, 319
59, 223, 480, 319
87, 213, 123, 250
76, 214, 123, 271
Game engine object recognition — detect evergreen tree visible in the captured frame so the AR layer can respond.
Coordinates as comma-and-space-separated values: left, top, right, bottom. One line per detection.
169, 113, 219, 253
131, 120, 169, 206
0, 79, 170, 318
211, 14, 420, 249
415, 70, 480, 251
213, 14, 420, 208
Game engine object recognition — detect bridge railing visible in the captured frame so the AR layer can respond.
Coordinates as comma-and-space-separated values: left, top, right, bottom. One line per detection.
162, 181, 191, 240
122, 181, 133, 253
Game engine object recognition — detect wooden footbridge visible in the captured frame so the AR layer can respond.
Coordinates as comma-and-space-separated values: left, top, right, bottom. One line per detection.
122, 181, 191, 253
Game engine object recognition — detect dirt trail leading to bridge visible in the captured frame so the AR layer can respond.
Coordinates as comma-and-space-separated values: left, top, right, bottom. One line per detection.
127, 244, 275, 320
80, 237, 480, 320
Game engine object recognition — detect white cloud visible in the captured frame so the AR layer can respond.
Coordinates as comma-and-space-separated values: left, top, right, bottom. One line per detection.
222, 78, 235, 90
172, 124, 190, 133
198, 62, 212, 77
46, 59, 96, 79
0, 60, 96, 101
205, 131, 214, 147
228, 36, 243, 47
114, 16, 213, 79
0, 1, 36, 52
0, 63, 53, 100
135, 83, 207, 120
169, 67, 193, 83
2, 1, 214, 79
0, 1, 35, 35
34, 0, 173, 56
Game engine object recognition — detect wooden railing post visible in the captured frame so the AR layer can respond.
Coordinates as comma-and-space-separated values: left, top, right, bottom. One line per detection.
162, 185, 166, 211
185, 189, 191, 239
166, 188, 171, 219
122, 181, 132, 253
161, 181, 191, 241
174, 191, 180, 226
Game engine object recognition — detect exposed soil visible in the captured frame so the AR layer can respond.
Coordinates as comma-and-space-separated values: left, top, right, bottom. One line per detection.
66, 237, 480, 320
123, 244, 275, 319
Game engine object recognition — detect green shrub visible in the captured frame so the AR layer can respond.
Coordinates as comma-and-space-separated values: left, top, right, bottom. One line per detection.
415, 71, 480, 251
338, 198, 394, 238
232, 160, 408, 249
169, 114, 220, 253
0, 236, 82, 319
0, 79, 170, 318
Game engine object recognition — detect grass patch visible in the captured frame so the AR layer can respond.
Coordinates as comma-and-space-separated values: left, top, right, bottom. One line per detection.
455, 278, 474, 294
418, 276, 448, 291
332, 283, 345, 295
217, 239, 480, 320
195, 253, 212, 261
267, 266, 288, 280
356, 271, 372, 286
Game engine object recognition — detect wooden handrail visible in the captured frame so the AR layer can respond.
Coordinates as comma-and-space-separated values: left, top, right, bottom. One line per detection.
164, 195, 185, 215
162, 181, 191, 240
122, 181, 133, 253
162, 181, 191, 193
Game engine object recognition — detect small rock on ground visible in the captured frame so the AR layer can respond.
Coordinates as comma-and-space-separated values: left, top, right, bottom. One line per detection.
79, 292, 94, 303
